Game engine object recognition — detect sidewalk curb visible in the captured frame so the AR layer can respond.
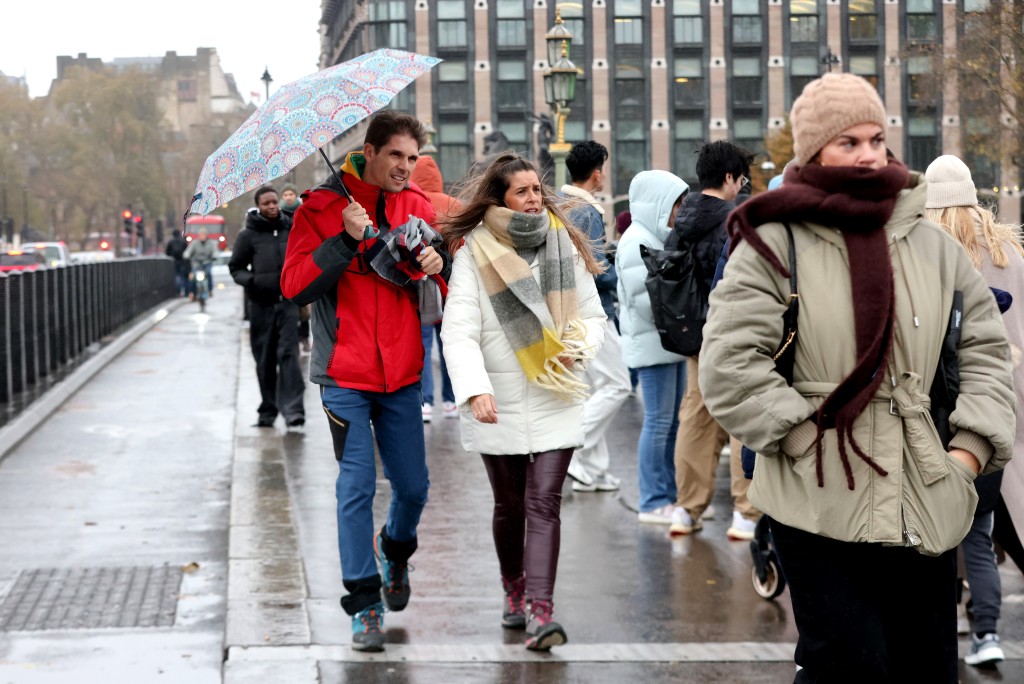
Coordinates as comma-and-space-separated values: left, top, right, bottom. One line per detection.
0, 298, 188, 463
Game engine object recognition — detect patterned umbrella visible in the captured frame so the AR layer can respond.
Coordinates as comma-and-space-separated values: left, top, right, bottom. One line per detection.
188, 49, 441, 216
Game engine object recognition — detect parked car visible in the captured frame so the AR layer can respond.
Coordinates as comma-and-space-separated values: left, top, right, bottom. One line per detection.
21, 241, 72, 267
0, 250, 47, 272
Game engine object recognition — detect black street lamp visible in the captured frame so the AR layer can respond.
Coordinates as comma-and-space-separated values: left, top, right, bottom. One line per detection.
261, 67, 273, 101
21, 185, 28, 238
821, 46, 840, 73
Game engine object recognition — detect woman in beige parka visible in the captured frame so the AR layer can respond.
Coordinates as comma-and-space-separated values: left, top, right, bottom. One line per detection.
699, 74, 1015, 683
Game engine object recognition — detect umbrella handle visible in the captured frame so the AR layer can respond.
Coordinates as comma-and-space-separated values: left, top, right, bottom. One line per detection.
318, 148, 378, 239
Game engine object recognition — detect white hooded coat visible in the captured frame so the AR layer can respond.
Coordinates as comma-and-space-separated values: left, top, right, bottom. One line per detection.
615, 170, 690, 368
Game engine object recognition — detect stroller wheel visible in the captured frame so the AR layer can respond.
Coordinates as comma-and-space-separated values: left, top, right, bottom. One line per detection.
752, 558, 786, 600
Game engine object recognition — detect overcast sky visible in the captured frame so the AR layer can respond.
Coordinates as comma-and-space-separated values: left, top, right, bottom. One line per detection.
1, 1, 323, 101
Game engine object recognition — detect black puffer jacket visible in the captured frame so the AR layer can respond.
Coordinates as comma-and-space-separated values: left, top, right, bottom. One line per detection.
665, 192, 734, 291
229, 210, 293, 306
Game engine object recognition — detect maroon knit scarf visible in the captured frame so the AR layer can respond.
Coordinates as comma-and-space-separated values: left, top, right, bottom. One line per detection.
727, 160, 911, 490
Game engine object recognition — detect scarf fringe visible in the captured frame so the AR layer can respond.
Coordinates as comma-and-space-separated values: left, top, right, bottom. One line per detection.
531, 319, 593, 402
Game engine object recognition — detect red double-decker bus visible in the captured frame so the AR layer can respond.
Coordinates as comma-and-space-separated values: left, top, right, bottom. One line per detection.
185, 215, 229, 251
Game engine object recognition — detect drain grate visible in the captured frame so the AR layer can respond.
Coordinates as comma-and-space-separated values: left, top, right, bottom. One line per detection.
0, 565, 181, 631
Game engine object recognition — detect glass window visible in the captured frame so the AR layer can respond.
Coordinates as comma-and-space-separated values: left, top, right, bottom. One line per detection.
733, 57, 762, 77
614, 0, 643, 16
439, 121, 471, 186
849, 0, 875, 11
496, 0, 524, 18
497, 19, 527, 47
790, 15, 818, 43
849, 54, 879, 87
564, 121, 586, 144
907, 55, 933, 102
438, 21, 468, 48
497, 61, 526, 80
849, 1, 878, 42
734, 0, 759, 13
907, 117, 935, 136
734, 118, 762, 140
616, 58, 644, 79
790, 0, 817, 11
791, 56, 818, 75
370, 0, 406, 20
964, 0, 990, 10
674, 0, 701, 15
556, 2, 586, 48
906, 0, 933, 10
615, 18, 644, 43
496, 61, 528, 110
674, 120, 703, 183
674, 17, 702, 44
438, 61, 469, 111
614, 141, 647, 194
907, 14, 937, 41
674, 58, 704, 107
906, 117, 937, 174
616, 80, 645, 107
734, 16, 763, 44
368, 22, 407, 50
438, 0, 465, 18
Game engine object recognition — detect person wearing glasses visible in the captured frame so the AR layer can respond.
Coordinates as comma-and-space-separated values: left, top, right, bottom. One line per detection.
663, 141, 758, 539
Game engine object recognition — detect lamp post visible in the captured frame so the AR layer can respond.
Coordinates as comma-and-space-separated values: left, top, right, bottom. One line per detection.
544, 10, 579, 190
821, 46, 840, 73
420, 119, 438, 157
21, 185, 28, 243
261, 67, 273, 101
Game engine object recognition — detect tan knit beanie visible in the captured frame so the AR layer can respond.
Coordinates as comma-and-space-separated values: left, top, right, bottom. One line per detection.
924, 155, 978, 209
790, 73, 888, 165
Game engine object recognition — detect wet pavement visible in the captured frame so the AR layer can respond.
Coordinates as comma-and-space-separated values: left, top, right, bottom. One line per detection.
1, 283, 1023, 683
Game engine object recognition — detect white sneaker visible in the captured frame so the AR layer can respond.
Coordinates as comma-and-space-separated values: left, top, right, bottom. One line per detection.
566, 460, 595, 488
442, 401, 459, 418
700, 505, 716, 521
670, 506, 700, 536
421, 402, 433, 423
572, 472, 620, 493
965, 632, 1005, 666
638, 504, 675, 525
726, 511, 758, 541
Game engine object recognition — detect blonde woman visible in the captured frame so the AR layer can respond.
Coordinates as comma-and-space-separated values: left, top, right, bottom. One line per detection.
924, 154, 1024, 667
440, 153, 606, 651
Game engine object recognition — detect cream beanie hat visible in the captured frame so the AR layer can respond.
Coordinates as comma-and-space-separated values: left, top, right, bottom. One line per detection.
924, 155, 978, 209
790, 73, 888, 166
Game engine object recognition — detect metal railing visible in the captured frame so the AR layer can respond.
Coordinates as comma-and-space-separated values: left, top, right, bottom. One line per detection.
0, 258, 176, 411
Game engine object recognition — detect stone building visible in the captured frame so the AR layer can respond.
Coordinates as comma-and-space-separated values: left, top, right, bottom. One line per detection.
319, 0, 1016, 219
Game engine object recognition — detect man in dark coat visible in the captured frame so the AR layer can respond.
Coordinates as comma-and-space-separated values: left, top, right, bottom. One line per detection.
165, 232, 189, 296
229, 185, 305, 429
664, 141, 762, 541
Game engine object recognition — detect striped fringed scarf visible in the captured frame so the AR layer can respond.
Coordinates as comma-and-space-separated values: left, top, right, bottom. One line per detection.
472, 206, 589, 401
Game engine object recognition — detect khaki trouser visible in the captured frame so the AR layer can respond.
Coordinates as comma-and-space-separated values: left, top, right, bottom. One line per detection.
674, 356, 760, 521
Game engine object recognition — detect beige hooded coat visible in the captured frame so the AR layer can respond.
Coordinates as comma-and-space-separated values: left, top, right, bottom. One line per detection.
699, 174, 1015, 556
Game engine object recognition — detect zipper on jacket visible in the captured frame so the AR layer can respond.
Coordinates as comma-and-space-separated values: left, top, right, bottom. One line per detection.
893, 235, 920, 327
901, 505, 922, 547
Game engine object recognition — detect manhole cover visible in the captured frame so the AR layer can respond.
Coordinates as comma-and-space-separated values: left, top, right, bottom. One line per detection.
0, 565, 181, 631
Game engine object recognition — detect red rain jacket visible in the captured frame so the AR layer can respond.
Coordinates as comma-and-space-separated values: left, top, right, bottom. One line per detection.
281, 152, 439, 392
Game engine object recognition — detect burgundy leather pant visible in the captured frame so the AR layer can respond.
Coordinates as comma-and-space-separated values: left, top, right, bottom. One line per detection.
481, 449, 573, 603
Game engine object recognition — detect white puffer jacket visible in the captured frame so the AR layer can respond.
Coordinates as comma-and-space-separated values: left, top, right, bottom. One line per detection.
441, 229, 607, 456
616, 170, 690, 368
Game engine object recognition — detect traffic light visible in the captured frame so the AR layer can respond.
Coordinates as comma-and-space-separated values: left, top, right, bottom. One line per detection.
122, 208, 133, 235
134, 214, 144, 238
155, 218, 164, 245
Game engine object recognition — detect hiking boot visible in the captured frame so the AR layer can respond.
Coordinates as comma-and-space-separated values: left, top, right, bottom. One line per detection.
525, 599, 567, 651
965, 632, 1005, 666
351, 602, 385, 652
374, 531, 411, 611
501, 575, 526, 630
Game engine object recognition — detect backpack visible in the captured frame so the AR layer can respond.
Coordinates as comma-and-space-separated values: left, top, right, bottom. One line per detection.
639, 242, 709, 357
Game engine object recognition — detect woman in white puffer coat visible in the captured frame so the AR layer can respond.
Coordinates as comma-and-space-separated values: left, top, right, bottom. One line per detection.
440, 153, 606, 653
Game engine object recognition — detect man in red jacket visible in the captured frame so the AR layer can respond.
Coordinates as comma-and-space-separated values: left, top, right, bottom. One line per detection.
281, 111, 449, 652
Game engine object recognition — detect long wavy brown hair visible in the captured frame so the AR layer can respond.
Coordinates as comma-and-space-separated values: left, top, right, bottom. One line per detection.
440, 152, 602, 275
925, 204, 1024, 269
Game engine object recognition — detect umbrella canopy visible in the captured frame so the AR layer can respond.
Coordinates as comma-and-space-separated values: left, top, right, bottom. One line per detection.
189, 49, 441, 216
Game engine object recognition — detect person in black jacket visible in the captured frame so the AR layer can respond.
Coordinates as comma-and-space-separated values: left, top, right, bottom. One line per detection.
664, 141, 759, 540
229, 185, 306, 428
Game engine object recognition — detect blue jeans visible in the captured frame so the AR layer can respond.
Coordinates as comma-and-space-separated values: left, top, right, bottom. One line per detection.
636, 362, 686, 512
421, 323, 454, 405
320, 383, 430, 583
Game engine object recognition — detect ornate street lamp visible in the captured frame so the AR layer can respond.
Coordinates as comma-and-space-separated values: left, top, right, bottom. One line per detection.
420, 119, 438, 157
544, 10, 579, 189
821, 47, 840, 73
261, 67, 273, 101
